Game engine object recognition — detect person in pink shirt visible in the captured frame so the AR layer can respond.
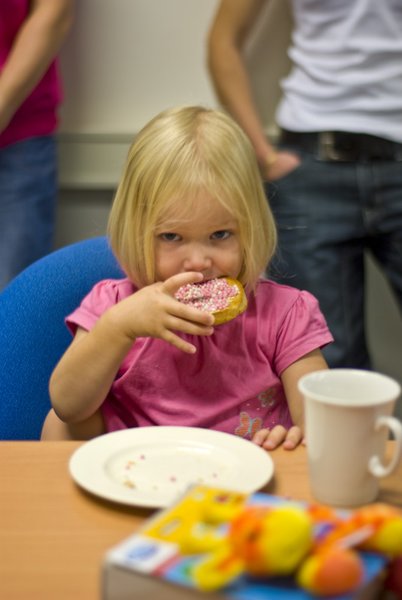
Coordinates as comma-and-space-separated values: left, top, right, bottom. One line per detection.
0, 0, 74, 290
41, 106, 333, 449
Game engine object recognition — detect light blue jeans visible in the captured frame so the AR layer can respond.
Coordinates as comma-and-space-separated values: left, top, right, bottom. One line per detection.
266, 150, 402, 368
0, 136, 57, 291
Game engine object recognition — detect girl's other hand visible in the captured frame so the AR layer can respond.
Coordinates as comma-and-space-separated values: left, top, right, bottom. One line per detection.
252, 425, 304, 451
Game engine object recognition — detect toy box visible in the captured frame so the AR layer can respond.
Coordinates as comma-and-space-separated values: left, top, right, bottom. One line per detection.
102, 485, 393, 600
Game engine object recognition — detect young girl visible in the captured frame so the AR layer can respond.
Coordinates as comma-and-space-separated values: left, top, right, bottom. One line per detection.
41, 106, 333, 449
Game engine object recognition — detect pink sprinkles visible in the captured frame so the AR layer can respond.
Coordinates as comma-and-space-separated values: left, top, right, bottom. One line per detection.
175, 278, 237, 312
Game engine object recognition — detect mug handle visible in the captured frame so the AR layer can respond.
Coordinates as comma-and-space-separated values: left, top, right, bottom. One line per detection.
369, 416, 402, 478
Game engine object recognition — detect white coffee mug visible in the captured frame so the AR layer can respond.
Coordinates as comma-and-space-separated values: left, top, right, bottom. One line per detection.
298, 369, 402, 507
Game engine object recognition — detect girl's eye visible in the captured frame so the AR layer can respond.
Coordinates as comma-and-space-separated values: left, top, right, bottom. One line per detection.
159, 232, 181, 242
211, 230, 231, 240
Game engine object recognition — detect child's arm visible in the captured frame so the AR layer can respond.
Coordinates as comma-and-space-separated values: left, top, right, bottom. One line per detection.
49, 272, 215, 425
252, 349, 328, 451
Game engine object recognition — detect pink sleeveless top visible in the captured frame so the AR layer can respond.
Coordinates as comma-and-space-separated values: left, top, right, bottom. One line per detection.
0, 0, 62, 148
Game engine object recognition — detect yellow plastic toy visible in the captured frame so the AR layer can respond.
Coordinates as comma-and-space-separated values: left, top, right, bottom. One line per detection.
228, 505, 313, 576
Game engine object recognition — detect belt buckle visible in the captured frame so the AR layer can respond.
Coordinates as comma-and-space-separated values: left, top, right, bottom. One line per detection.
317, 131, 402, 162
317, 132, 347, 161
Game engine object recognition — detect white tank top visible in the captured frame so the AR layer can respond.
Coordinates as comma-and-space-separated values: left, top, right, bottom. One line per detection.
277, 0, 402, 142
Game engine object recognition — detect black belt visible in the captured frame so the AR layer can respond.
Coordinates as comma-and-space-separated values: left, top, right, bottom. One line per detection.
279, 129, 402, 162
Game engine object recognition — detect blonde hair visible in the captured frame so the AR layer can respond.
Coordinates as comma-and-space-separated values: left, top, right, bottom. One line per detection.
107, 105, 277, 290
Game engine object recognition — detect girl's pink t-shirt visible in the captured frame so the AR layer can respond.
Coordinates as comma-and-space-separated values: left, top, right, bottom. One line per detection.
66, 278, 333, 441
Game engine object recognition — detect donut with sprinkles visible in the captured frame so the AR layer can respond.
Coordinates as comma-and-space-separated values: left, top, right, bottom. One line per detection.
176, 277, 247, 325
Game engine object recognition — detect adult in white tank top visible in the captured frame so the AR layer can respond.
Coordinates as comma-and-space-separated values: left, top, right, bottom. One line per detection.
208, 0, 402, 370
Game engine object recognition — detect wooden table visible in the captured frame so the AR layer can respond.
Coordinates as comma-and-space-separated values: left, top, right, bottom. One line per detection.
1, 441, 401, 600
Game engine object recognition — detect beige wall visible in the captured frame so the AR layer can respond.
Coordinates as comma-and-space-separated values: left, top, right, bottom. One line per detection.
56, 0, 402, 413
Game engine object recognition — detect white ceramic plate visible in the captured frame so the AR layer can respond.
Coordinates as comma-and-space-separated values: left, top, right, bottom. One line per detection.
69, 426, 274, 508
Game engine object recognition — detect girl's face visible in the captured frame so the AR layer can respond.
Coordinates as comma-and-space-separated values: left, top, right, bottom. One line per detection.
154, 191, 243, 282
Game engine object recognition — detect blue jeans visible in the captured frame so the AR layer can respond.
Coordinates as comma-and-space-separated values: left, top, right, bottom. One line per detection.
0, 136, 57, 291
265, 150, 402, 368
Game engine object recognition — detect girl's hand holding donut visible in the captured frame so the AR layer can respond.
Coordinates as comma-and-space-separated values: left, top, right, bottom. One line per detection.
106, 272, 215, 355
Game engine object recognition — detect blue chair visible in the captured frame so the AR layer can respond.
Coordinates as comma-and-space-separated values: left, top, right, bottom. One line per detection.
0, 237, 124, 440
